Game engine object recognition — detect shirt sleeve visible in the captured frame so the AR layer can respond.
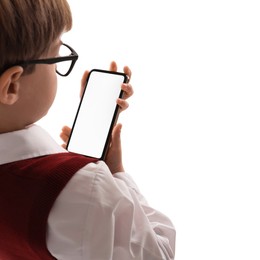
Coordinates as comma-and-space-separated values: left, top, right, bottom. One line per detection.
46, 161, 176, 260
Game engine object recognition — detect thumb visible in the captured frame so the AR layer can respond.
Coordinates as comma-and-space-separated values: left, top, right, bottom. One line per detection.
112, 123, 122, 145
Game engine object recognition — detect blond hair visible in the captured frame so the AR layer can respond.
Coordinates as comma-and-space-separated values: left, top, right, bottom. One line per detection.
0, 0, 72, 74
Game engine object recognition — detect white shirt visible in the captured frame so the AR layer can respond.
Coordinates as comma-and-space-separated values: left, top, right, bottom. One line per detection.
0, 125, 175, 260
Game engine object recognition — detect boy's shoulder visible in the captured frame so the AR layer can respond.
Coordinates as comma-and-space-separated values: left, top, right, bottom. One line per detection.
0, 152, 98, 180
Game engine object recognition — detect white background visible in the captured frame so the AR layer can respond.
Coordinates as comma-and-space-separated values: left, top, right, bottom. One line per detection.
39, 1, 260, 259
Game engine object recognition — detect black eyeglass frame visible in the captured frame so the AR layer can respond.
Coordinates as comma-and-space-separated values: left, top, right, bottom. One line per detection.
17, 43, 78, 77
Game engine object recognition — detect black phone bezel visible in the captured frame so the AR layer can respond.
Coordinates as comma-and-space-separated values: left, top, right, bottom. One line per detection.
66, 68, 128, 160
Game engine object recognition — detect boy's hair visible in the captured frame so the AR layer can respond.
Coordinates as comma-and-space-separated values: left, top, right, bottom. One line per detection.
0, 0, 72, 75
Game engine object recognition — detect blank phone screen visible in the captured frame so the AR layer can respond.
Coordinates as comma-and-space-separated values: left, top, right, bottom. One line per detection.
67, 70, 126, 159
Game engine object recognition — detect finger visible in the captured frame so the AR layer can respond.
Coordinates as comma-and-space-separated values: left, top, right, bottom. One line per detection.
123, 65, 132, 80
121, 83, 134, 99
61, 126, 71, 136
109, 61, 117, 72
111, 123, 122, 147
60, 126, 71, 143
117, 98, 129, 111
60, 132, 69, 144
80, 70, 90, 98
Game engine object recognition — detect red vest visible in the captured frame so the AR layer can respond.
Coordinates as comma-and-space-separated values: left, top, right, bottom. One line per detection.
0, 153, 97, 260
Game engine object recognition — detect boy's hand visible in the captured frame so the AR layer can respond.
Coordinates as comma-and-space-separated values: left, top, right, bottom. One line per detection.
60, 61, 133, 173
105, 123, 124, 173
61, 123, 125, 173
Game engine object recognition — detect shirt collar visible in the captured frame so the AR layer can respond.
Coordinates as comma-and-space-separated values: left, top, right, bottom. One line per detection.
0, 124, 66, 165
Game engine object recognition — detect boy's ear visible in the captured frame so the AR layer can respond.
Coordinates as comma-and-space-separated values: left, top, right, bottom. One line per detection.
0, 66, 24, 105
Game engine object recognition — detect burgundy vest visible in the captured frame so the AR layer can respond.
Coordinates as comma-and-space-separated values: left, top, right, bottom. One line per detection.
0, 153, 98, 260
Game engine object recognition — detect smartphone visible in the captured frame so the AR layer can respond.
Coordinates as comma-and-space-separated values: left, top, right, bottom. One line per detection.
66, 69, 128, 160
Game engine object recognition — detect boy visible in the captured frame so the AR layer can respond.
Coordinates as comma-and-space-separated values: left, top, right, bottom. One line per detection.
0, 0, 175, 259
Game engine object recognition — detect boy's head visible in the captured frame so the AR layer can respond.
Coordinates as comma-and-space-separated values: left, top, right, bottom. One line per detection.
0, 0, 72, 133
0, 0, 72, 75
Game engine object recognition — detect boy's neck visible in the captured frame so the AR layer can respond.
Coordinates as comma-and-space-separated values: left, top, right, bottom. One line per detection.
0, 115, 30, 134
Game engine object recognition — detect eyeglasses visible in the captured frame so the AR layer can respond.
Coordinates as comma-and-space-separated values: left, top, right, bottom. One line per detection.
17, 43, 78, 77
